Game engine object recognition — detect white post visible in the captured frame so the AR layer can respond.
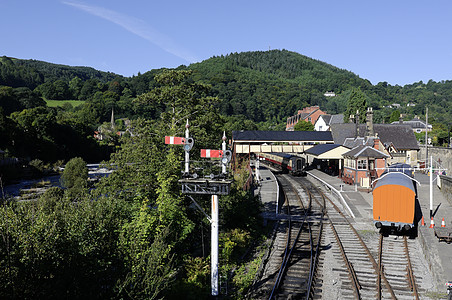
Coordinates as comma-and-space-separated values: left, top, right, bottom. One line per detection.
211, 194, 219, 296
185, 120, 190, 174
430, 155, 433, 218
256, 158, 260, 183
222, 132, 227, 174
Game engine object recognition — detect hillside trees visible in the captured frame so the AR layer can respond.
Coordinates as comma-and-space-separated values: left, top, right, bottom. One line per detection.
344, 87, 368, 123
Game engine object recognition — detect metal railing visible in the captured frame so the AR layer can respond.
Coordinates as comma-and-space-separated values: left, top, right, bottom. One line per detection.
307, 171, 355, 218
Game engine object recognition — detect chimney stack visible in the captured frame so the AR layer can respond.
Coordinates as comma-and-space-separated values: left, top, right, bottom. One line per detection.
355, 110, 360, 138
366, 107, 374, 137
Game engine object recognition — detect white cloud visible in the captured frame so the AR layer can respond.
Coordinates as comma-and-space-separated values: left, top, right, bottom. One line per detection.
62, 1, 199, 63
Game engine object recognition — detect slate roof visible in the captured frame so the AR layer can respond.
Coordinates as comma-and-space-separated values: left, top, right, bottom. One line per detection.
390, 118, 432, 129
232, 130, 333, 142
343, 145, 390, 159
343, 136, 376, 149
320, 115, 332, 124
329, 114, 344, 125
329, 124, 419, 150
305, 144, 342, 156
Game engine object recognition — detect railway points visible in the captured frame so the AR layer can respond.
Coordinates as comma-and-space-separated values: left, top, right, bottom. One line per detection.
254, 164, 451, 298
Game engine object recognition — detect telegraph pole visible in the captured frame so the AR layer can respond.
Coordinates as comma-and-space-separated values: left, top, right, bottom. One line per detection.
425, 107, 428, 165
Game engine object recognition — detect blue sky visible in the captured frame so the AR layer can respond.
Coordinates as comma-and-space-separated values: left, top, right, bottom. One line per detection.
2, 0, 452, 85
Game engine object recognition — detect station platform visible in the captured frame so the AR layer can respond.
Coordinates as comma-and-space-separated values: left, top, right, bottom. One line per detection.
256, 165, 452, 292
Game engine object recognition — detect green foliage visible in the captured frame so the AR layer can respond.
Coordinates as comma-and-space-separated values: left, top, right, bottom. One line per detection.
345, 87, 368, 123
60, 157, 88, 193
293, 120, 315, 131
0, 195, 132, 299
389, 109, 401, 123
220, 229, 251, 264
117, 199, 176, 299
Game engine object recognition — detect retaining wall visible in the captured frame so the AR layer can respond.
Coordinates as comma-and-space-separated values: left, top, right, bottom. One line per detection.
439, 175, 452, 206
418, 146, 452, 174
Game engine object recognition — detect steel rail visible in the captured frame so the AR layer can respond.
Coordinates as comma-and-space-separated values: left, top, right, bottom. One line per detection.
329, 218, 362, 299
269, 175, 324, 300
404, 236, 420, 300
269, 176, 309, 299
301, 186, 324, 300
377, 234, 383, 300
317, 181, 397, 299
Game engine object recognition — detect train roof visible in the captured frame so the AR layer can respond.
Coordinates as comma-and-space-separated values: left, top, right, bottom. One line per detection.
373, 172, 416, 193
384, 163, 413, 177
261, 152, 300, 159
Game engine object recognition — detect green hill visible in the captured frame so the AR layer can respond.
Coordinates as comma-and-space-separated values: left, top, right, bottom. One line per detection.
188, 50, 371, 123
0, 56, 120, 89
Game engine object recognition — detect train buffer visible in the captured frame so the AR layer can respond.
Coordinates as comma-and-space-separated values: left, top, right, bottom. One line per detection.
434, 227, 452, 244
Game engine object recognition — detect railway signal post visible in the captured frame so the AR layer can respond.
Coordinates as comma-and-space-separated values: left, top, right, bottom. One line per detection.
169, 125, 232, 297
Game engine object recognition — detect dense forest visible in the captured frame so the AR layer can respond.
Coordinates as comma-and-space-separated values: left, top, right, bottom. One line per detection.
1, 50, 452, 299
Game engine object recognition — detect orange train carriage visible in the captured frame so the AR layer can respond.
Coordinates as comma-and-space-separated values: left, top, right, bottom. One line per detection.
372, 163, 422, 234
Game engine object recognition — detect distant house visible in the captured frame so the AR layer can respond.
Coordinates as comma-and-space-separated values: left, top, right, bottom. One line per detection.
324, 91, 336, 97
390, 117, 432, 133
314, 114, 344, 131
286, 106, 326, 131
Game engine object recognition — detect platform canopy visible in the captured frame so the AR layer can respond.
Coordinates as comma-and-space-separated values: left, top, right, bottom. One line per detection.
304, 144, 350, 159
232, 130, 334, 154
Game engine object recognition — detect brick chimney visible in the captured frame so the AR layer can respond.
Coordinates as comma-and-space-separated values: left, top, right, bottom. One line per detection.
374, 134, 380, 150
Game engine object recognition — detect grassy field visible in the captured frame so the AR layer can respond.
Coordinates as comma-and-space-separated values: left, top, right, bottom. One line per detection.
45, 99, 85, 108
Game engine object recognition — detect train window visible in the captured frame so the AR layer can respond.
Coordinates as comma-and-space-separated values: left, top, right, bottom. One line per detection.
357, 159, 367, 170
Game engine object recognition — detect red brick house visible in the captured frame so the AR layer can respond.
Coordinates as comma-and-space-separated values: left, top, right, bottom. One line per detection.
286, 106, 326, 131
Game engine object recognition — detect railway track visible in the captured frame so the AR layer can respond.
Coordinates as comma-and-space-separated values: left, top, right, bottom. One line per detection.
252, 169, 431, 299
304, 175, 426, 299
252, 174, 324, 299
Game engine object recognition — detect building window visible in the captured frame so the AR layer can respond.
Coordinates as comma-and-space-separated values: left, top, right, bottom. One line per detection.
357, 159, 367, 170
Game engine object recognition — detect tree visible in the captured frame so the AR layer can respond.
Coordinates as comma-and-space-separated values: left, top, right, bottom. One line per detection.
389, 109, 401, 123
60, 157, 88, 198
344, 87, 368, 123
293, 120, 314, 131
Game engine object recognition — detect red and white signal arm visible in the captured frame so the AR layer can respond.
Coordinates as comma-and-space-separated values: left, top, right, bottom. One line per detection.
165, 136, 185, 145
201, 149, 223, 158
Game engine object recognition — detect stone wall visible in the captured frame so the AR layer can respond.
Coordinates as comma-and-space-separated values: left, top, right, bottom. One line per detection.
418, 146, 452, 174
439, 175, 452, 206
418, 146, 452, 205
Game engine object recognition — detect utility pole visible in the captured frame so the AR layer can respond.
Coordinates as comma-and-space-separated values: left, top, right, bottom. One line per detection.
425, 107, 428, 165
430, 155, 433, 218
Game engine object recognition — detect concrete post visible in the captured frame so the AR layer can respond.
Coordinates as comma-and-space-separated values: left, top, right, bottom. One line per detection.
211, 194, 219, 296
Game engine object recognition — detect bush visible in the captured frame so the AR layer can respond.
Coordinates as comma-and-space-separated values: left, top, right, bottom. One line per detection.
60, 157, 88, 190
